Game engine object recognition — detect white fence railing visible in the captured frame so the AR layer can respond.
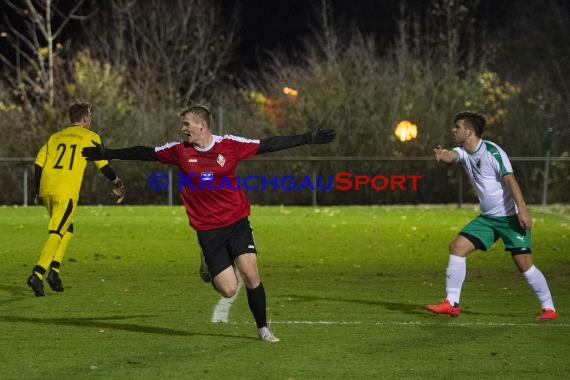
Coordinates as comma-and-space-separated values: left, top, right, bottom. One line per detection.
2, 156, 569, 207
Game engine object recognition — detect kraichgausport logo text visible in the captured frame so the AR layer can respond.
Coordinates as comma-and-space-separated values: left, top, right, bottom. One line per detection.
147, 171, 422, 191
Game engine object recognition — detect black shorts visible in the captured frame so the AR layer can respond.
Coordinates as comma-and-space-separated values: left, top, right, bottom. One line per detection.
196, 217, 257, 278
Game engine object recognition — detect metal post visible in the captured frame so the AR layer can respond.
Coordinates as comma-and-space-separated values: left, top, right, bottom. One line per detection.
23, 166, 28, 206
541, 151, 551, 206
168, 167, 173, 206
541, 128, 553, 206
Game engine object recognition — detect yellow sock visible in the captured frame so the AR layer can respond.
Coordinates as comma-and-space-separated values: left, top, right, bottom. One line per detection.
37, 233, 61, 271
53, 232, 73, 268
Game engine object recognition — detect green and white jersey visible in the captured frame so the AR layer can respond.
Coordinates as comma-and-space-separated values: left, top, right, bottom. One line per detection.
453, 140, 516, 217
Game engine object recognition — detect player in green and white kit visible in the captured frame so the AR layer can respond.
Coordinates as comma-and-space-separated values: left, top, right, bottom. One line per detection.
425, 111, 558, 320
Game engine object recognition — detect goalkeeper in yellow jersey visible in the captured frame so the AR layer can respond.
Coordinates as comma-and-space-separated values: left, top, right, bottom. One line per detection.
27, 102, 126, 297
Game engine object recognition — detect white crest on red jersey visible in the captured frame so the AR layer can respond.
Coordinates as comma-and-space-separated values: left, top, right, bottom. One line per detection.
217, 154, 226, 167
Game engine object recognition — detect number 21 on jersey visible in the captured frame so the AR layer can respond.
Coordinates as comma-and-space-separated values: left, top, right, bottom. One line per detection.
53, 143, 77, 170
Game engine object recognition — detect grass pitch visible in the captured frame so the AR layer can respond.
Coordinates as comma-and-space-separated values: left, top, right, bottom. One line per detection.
1, 204, 569, 379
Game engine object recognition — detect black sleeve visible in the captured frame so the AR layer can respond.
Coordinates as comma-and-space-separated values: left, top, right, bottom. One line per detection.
107, 146, 159, 161
257, 134, 311, 155
99, 164, 119, 182
34, 164, 42, 194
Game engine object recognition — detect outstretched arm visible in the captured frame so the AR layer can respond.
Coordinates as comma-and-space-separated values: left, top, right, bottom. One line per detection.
504, 174, 532, 229
433, 145, 459, 163
257, 128, 336, 155
82, 142, 159, 161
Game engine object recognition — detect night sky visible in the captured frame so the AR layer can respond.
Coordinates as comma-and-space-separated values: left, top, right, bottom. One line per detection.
0, 0, 524, 71
223, 0, 519, 70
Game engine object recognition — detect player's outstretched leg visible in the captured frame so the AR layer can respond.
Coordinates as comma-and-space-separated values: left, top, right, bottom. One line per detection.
517, 260, 558, 321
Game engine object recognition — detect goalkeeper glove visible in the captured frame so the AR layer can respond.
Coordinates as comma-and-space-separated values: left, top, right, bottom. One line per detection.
307, 127, 336, 144
112, 178, 126, 204
82, 141, 110, 161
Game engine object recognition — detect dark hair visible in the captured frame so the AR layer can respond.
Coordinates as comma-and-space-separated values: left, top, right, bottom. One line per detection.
179, 104, 213, 129
454, 111, 486, 137
68, 102, 91, 123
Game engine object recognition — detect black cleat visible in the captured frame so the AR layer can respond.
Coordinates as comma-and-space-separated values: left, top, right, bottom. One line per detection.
47, 270, 64, 292
27, 273, 45, 297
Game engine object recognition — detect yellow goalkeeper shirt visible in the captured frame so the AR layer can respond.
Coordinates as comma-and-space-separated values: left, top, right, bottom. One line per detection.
35, 125, 109, 201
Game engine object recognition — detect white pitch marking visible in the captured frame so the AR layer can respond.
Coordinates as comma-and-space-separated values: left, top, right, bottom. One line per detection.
211, 271, 243, 323
229, 320, 570, 328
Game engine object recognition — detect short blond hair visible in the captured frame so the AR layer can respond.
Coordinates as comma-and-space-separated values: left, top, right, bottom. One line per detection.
179, 105, 213, 129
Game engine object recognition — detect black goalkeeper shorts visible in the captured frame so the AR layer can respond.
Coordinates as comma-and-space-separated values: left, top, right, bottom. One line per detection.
196, 217, 257, 278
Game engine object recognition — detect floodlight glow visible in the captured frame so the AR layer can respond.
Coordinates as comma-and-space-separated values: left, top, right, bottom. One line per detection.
394, 120, 418, 142
283, 87, 299, 97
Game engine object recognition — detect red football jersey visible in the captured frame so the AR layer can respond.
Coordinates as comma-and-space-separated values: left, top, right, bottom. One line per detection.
155, 135, 260, 230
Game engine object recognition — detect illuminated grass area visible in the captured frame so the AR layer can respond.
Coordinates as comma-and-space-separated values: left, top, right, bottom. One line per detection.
2, 205, 569, 379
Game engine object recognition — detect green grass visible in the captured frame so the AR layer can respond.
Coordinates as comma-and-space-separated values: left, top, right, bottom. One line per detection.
1, 205, 569, 379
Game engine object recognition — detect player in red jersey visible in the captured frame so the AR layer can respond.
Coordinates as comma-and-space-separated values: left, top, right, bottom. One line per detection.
83, 105, 335, 341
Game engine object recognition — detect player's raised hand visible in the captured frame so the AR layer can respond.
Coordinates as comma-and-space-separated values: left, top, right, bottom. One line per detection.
434, 145, 443, 162
308, 127, 336, 144
82, 140, 109, 161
